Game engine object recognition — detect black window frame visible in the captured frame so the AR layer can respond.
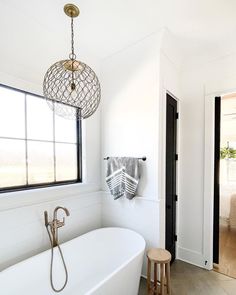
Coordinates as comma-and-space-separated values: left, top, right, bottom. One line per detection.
0, 83, 82, 193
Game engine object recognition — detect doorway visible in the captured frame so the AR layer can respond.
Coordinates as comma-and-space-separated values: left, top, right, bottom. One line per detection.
165, 93, 178, 262
213, 94, 236, 278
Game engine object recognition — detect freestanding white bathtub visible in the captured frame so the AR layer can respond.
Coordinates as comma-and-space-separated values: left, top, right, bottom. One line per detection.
0, 227, 145, 295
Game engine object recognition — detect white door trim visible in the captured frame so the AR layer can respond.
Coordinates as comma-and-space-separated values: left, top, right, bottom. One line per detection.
203, 86, 236, 270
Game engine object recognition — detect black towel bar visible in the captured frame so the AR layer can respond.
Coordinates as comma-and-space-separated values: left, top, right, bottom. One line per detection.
103, 156, 146, 161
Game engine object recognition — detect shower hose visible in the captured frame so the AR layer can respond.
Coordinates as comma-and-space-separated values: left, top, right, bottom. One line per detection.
46, 225, 68, 292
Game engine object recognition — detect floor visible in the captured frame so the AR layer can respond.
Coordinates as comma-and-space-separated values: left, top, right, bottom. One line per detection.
214, 223, 236, 278
138, 260, 236, 295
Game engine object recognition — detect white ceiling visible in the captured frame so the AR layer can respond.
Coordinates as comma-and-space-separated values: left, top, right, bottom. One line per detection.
1, 0, 236, 85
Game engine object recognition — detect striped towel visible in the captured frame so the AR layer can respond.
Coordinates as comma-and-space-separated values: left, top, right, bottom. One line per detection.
106, 157, 140, 200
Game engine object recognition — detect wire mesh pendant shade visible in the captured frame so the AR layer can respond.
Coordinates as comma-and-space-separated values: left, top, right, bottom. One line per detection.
43, 59, 101, 120
43, 4, 101, 120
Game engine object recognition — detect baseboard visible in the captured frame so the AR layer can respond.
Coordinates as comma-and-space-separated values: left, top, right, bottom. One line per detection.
141, 274, 147, 279
177, 246, 206, 269
141, 274, 154, 283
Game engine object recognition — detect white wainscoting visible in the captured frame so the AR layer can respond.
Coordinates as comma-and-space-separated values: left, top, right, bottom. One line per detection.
101, 191, 163, 276
0, 191, 101, 271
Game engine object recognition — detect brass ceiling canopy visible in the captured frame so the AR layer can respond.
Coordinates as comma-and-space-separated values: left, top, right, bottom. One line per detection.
43, 3, 101, 120
64, 4, 80, 18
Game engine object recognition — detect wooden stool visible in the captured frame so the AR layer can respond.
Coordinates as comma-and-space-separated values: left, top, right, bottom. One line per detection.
146, 248, 171, 295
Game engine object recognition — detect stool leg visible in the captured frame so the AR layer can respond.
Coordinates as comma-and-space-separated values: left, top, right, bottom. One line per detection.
154, 263, 157, 294
147, 258, 151, 294
166, 262, 171, 295
160, 264, 165, 295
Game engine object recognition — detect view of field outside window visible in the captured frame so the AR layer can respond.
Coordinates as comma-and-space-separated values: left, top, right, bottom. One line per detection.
0, 86, 78, 189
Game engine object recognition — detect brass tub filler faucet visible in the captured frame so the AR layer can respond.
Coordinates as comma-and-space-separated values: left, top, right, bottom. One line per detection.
44, 206, 70, 292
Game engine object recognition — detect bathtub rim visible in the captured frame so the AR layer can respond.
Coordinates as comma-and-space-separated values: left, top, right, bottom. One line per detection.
0, 227, 146, 284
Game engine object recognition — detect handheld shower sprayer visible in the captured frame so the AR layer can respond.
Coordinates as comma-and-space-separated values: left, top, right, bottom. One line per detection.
44, 206, 70, 292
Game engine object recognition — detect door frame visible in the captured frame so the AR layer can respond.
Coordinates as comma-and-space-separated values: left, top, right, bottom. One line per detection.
158, 89, 180, 257
165, 93, 178, 261
213, 97, 221, 264
204, 88, 236, 270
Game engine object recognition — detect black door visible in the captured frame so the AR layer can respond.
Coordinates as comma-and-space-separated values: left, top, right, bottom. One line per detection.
213, 96, 221, 264
165, 93, 177, 261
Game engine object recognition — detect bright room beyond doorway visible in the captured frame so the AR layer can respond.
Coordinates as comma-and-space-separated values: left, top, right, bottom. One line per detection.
215, 94, 236, 278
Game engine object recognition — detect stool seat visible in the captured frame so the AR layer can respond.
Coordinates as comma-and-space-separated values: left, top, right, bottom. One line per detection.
146, 248, 171, 295
147, 248, 171, 264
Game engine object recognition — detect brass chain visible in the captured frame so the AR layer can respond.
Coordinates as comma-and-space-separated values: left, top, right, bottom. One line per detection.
70, 16, 76, 88
69, 16, 76, 60
71, 17, 74, 56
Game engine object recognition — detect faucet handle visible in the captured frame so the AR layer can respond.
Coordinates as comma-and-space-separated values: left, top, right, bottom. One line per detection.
44, 211, 49, 226
56, 218, 65, 228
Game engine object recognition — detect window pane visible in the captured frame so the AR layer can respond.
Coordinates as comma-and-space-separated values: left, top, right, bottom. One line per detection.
55, 108, 77, 143
0, 87, 25, 138
55, 143, 77, 181
27, 94, 53, 141
0, 139, 26, 188
28, 141, 54, 184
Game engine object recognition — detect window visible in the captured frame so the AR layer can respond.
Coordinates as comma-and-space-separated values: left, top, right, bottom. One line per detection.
0, 84, 82, 192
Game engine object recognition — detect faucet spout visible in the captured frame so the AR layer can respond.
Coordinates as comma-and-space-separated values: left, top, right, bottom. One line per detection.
45, 206, 70, 248
53, 206, 70, 220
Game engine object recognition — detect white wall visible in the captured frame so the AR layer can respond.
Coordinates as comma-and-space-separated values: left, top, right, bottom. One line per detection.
179, 52, 236, 268
100, 32, 161, 276
100, 30, 182, 276
0, 69, 102, 271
